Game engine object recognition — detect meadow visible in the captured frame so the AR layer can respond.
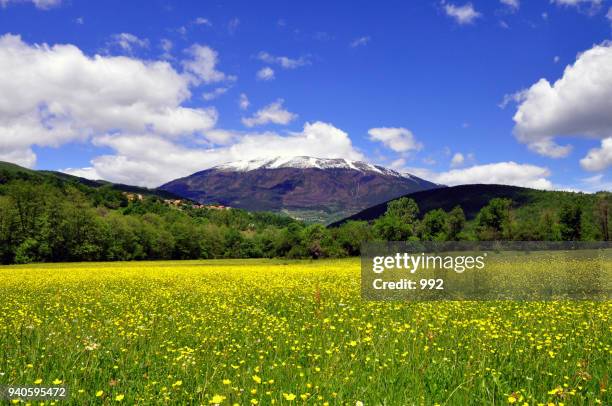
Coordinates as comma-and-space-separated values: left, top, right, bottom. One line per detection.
0, 258, 610, 405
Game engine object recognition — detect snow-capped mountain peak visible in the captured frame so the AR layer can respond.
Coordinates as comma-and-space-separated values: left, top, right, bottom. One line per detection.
213, 156, 410, 178
161, 155, 440, 222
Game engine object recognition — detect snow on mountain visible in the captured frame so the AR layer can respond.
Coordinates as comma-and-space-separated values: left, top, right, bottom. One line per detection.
213, 156, 410, 178
159, 155, 440, 223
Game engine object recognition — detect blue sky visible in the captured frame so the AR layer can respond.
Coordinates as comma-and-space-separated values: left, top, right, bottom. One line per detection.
0, 0, 611, 190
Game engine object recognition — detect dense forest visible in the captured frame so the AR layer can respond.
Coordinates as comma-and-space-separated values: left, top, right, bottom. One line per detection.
0, 162, 610, 264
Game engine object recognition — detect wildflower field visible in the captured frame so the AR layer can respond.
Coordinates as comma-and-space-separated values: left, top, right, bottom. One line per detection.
0, 258, 610, 405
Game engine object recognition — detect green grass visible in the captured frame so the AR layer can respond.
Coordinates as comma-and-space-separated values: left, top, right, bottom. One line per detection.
0, 259, 610, 405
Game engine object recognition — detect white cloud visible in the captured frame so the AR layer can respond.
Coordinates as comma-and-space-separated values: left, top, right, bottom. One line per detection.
551, 0, 604, 15
241, 99, 297, 127
499, 90, 527, 109
0, 0, 61, 9
607, 6, 612, 23
368, 127, 423, 153
580, 137, 612, 171
407, 162, 554, 190
513, 42, 612, 158
0, 34, 219, 167
256, 51, 309, 69
554, 55, 560, 63
75, 17, 84, 25
390, 158, 407, 169
194, 17, 212, 26
0, 147, 36, 168
551, 0, 602, 7
64, 122, 364, 187
239, 93, 250, 110
182, 44, 235, 84
350, 36, 371, 48
579, 173, 612, 192
108, 33, 149, 53
256, 67, 275, 81
203, 129, 238, 145
500, 0, 519, 11
524, 138, 572, 158
450, 152, 465, 167
202, 87, 229, 101
443, 2, 481, 25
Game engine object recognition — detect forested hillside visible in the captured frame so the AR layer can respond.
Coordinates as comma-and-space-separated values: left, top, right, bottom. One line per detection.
0, 162, 609, 264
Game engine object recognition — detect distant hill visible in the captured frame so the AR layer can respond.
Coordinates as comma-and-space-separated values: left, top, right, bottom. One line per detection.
329, 184, 596, 226
0, 161, 185, 201
159, 156, 441, 223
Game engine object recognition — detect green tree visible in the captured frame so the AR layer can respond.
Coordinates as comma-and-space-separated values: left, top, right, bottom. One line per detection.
447, 206, 466, 241
373, 198, 420, 241
333, 221, 373, 256
420, 209, 449, 241
538, 210, 561, 241
476, 198, 513, 240
559, 203, 582, 241
386, 197, 419, 225
595, 193, 611, 241
0, 195, 18, 263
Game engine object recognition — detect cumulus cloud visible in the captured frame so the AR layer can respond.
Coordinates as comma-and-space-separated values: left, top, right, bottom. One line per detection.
0, 34, 219, 167
368, 127, 423, 152
241, 99, 297, 127
407, 162, 553, 190
0, 0, 60, 9
512, 41, 612, 160
350, 36, 371, 48
108, 33, 149, 53
0, 147, 36, 168
182, 44, 235, 85
580, 137, 612, 171
64, 122, 364, 186
256, 67, 275, 81
442, 2, 481, 25
256, 51, 309, 69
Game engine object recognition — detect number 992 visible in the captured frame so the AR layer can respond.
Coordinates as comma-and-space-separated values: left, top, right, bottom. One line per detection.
419, 279, 443, 289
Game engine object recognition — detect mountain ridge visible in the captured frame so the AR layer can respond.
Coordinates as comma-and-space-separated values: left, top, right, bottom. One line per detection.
159, 156, 441, 223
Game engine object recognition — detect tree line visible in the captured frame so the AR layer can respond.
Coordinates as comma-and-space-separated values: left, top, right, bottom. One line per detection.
0, 178, 610, 264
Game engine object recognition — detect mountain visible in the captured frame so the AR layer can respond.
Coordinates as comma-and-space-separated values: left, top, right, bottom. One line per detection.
0, 161, 185, 201
328, 184, 596, 226
159, 156, 441, 223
